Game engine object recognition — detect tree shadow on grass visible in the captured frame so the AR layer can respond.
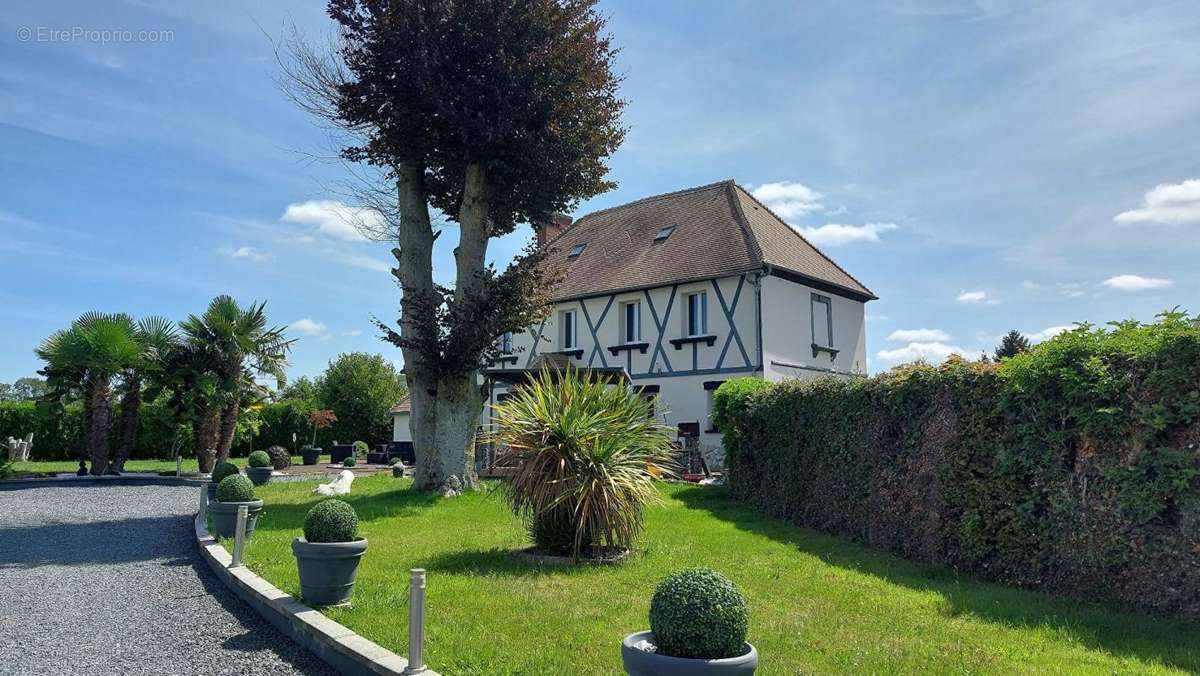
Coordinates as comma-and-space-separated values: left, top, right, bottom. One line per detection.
251, 486, 441, 536
672, 484, 1200, 672
423, 547, 612, 579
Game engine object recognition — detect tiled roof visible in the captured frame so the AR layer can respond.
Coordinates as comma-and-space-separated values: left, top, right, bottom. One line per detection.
544, 180, 875, 301
390, 395, 411, 414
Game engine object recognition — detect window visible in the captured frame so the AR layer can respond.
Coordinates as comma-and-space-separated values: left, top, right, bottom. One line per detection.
568, 242, 587, 257
622, 301, 641, 343
654, 224, 676, 240
703, 381, 723, 432
561, 310, 577, 349
811, 293, 833, 348
686, 292, 708, 337
500, 331, 513, 354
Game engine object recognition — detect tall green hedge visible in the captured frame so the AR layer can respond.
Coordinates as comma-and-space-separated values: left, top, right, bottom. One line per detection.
715, 312, 1200, 618
0, 398, 331, 462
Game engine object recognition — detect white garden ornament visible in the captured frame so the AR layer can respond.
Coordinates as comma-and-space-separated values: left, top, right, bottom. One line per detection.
313, 470, 355, 496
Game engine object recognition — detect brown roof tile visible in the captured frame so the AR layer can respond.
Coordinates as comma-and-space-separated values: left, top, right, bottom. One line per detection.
544, 180, 875, 302
390, 395, 411, 414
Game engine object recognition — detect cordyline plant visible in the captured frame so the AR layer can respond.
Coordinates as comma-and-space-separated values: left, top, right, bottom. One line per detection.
488, 368, 676, 561
280, 0, 625, 494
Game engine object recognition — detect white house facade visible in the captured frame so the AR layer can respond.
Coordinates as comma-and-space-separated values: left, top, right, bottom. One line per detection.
393, 179, 875, 467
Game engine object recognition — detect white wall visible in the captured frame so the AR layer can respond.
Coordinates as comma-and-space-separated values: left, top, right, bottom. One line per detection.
760, 274, 867, 381
392, 412, 412, 442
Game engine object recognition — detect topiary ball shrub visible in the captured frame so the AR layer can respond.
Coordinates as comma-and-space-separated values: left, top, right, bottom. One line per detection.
216, 474, 256, 503
649, 568, 749, 660
343, 456, 356, 467
266, 445, 291, 470
211, 461, 240, 485
247, 450, 271, 468
353, 440, 369, 456
303, 499, 359, 543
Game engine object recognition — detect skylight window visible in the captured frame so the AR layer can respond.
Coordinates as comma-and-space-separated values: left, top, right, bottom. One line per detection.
654, 224, 676, 240
568, 242, 587, 257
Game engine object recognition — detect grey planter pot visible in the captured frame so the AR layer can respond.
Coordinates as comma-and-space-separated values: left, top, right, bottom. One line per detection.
245, 466, 273, 486
210, 499, 264, 540
621, 632, 758, 676
206, 481, 219, 502
392, 465, 404, 478
301, 447, 322, 465
292, 537, 368, 606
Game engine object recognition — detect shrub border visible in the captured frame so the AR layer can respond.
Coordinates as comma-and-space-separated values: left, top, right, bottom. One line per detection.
192, 506, 436, 676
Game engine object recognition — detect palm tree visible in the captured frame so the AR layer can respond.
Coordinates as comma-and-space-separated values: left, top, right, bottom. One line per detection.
179, 296, 293, 466
36, 313, 141, 475
109, 316, 178, 474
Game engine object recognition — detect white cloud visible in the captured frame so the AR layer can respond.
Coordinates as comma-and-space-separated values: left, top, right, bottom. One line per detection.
342, 329, 363, 337
957, 290, 988, 303
750, 181, 824, 220
280, 200, 384, 242
1100, 274, 1173, 291
220, 245, 271, 262
888, 328, 951, 342
1114, 179, 1200, 225
877, 341, 970, 364
796, 221, 898, 247
325, 249, 391, 273
288, 318, 329, 337
1025, 325, 1072, 342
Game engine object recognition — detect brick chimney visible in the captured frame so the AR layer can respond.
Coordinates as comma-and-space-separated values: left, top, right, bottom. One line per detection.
534, 213, 573, 247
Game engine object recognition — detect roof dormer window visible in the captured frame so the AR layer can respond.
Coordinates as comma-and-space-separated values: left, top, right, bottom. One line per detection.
654, 224, 676, 241
568, 242, 587, 257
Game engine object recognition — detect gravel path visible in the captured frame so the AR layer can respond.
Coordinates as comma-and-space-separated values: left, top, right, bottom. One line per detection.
0, 484, 336, 676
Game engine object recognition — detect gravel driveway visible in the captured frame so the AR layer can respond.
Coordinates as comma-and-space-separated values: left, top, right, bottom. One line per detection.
0, 483, 335, 676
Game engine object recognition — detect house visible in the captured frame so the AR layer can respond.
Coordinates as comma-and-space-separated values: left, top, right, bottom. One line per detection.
393, 179, 876, 467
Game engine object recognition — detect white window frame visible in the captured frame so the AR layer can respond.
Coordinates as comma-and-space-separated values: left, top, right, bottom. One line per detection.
811, 293, 833, 348
686, 291, 708, 337
622, 301, 641, 344
561, 310, 577, 349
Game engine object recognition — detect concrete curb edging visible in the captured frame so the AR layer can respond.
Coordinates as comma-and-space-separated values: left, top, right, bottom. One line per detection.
193, 510, 436, 676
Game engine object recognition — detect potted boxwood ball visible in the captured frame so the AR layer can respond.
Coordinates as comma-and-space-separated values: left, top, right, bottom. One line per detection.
292, 499, 367, 605
245, 450, 273, 486
621, 568, 757, 675
390, 457, 404, 478
210, 474, 264, 541
208, 461, 240, 502
301, 445, 322, 466
343, 456, 357, 468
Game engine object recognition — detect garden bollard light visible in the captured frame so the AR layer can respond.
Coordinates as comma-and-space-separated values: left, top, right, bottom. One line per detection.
404, 569, 427, 674
231, 504, 248, 567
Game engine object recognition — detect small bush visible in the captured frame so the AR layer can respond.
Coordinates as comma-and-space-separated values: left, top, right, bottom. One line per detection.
266, 445, 291, 470
303, 499, 359, 543
353, 440, 369, 456
649, 568, 748, 659
216, 474, 256, 503
211, 461, 240, 485
247, 450, 271, 468
343, 456, 356, 467
388, 457, 402, 466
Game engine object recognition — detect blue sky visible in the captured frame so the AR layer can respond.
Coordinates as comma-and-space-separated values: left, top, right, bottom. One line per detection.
2, 0, 1197, 383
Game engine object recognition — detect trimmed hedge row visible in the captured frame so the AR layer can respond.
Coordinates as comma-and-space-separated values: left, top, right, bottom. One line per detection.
0, 398, 354, 462
715, 313, 1200, 618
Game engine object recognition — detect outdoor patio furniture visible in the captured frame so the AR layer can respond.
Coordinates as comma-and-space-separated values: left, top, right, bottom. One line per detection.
5, 434, 32, 462
384, 441, 415, 465
366, 448, 388, 465
330, 443, 355, 464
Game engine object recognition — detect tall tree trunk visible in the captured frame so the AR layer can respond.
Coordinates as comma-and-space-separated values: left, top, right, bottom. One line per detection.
79, 384, 94, 472
215, 397, 239, 464
394, 162, 440, 491
426, 372, 481, 493
193, 399, 218, 474
88, 377, 112, 476
111, 377, 141, 473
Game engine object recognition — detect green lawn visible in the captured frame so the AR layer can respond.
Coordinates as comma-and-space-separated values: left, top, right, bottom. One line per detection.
241, 474, 1199, 675
8, 455, 325, 477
